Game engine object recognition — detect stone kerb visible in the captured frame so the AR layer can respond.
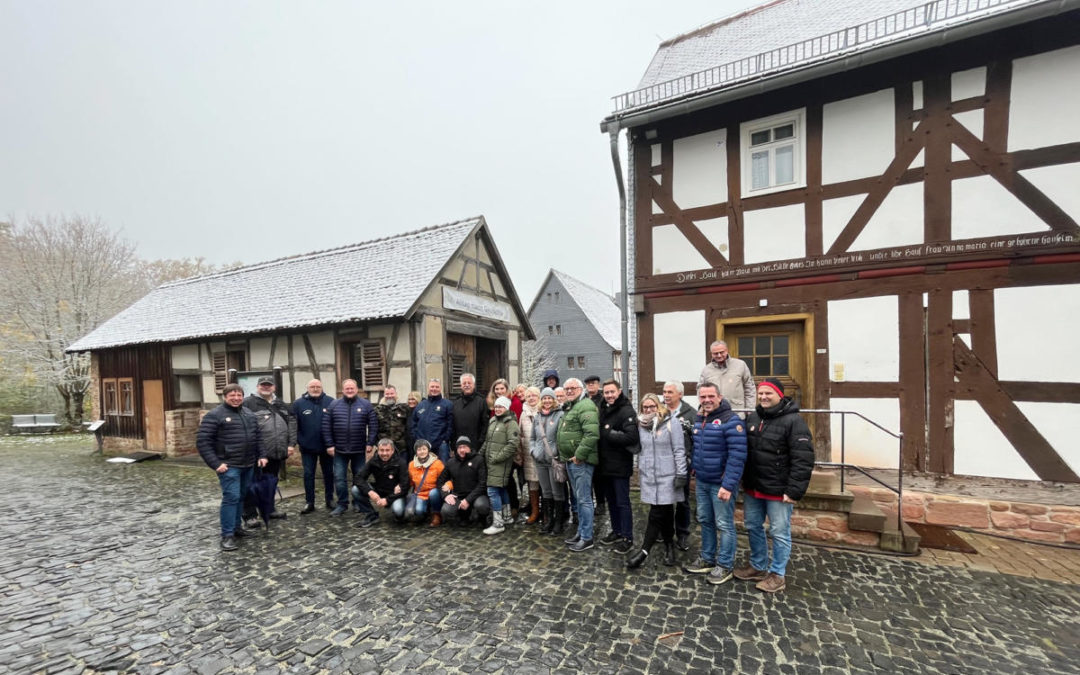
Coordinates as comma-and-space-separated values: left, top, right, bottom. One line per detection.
733, 505, 881, 548
850, 485, 1080, 545
164, 409, 200, 457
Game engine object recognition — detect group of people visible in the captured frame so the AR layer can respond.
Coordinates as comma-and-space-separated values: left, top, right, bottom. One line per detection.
196, 340, 814, 593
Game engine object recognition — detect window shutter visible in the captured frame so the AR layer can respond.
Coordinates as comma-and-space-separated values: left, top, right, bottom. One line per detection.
213, 352, 227, 394
449, 355, 466, 395
360, 341, 386, 390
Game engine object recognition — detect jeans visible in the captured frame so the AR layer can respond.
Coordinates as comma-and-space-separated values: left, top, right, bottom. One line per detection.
487, 486, 509, 513
217, 466, 254, 537
743, 493, 795, 576
404, 489, 443, 520
567, 461, 595, 541
695, 480, 737, 568
302, 452, 335, 506
333, 454, 365, 508
675, 478, 692, 537
601, 476, 633, 540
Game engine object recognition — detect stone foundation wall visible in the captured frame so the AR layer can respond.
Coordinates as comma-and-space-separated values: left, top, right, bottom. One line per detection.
733, 505, 881, 547
164, 409, 201, 457
852, 485, 1080, 545
102, 436, 145, 455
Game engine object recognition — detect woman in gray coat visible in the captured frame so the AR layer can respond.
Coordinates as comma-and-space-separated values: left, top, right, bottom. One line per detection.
530, 388, 566, 535
627, 393, 687, 569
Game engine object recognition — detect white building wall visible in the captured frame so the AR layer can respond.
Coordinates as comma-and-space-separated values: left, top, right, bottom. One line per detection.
1019, 164, 1080, 224
822, 89, 895, 184
953, 401, 1040, 480
1009, 45, 1080, 151
742, 204, 805, 263
951, 175, 1047, 239
653, 311, 705, 385
652, 225, 709, 274
995, 285, 1080, 383
672, 129, 728, 209
850, 183, 923, 251
171, 344, 200, 370
828, 398, 901, 468
827, 296, 899, 382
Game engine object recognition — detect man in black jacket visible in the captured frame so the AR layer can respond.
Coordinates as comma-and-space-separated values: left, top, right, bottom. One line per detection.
242, 376, 296, 525
663, 380, 698, 551
438, 436, 492, 526
292, 379, 335, 514
597, 379, 640, 554
197, 383, 267, 550
733, 378, 814, 594
451, 373, 489, 450
352, 438, 410, 528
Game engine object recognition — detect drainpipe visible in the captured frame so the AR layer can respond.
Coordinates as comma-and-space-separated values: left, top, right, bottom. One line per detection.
608, 125, 631, 395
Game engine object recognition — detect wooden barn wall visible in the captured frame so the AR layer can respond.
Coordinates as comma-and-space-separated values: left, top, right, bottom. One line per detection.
97, 345, 172, 439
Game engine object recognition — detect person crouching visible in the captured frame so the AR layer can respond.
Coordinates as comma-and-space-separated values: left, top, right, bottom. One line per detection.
351, 438, 409, 528
406, 439, 445, 526
438, 436, 492, 526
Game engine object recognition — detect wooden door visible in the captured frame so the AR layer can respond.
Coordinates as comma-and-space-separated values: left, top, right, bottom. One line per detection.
725, 322, 807, 405
446, 333, 476, 395
143, 379, 166, 451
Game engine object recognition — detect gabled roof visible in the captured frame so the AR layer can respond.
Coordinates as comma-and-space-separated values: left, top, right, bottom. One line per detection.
604, 0, 1062, 126
528, 269, 623, 352
69, 217, 519, 351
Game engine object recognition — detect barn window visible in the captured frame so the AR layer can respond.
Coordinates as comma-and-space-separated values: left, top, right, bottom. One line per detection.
213, 349, 246, 394
556, 324, 562, 335
567, 356, 574, 369
741, 109, 805, 195
577, 356, 586, 369
449, 355, 467, 395
354, 340, 386, 391
118, 378, 135, 416
103, 379, 118, 415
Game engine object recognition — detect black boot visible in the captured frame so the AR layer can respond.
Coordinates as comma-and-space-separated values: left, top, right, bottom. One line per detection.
541, 500, 556, 535
626, 549, 648, 569
552, 501, 567, 536
663, 541, 677, 567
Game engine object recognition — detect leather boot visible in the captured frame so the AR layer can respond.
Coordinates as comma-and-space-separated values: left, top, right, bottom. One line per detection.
626, 549, 648, 569
552, 500, 567, 535
526, 490, 541, 525
663, 542, 677, 567
429, 513, 442, 528
541, 500, 556, 535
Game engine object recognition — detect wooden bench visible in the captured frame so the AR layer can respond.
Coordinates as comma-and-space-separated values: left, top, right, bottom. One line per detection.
10, 414, 61, 433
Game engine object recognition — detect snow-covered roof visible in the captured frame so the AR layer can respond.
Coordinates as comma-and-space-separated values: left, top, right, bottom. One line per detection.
69, 217, 484, 351
552, 270, 623, 352
609, 0, 1049, 116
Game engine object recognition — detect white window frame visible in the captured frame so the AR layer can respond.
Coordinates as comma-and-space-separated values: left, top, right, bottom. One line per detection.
740, 108, 806, 197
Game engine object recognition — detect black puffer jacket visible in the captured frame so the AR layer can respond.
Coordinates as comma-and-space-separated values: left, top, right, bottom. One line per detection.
437, 449, 488, 503
451, 392, 489, 450
354, 453, 409, 499
197, 403, 263, 470
597, 393, 640, 478
744, 398, 815, 501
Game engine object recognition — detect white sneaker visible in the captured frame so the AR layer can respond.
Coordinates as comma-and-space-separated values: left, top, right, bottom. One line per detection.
483, 513, 505, 535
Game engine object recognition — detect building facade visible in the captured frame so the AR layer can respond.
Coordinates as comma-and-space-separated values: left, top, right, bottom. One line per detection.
603, 0, 1080, 481
69, 217, 533, 455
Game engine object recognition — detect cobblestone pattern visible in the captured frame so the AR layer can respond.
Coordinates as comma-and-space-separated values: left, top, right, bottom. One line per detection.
1, 439, 1079, 674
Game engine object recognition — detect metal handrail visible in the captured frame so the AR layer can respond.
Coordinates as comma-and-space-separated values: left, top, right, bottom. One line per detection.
612, 0, 1036, 112
734, 407, 905, 535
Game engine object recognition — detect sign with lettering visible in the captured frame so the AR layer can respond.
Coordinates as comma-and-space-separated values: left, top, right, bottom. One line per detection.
443, 287, 512, 322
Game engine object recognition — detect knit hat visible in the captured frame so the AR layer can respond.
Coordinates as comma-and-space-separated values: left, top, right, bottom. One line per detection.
540, 387, 556, 400
758, 378, 785, 398
494, 396, 512, 410
455, 436, 472, 449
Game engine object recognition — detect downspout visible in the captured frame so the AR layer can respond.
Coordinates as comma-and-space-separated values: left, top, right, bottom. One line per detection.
608, 125, 631, 395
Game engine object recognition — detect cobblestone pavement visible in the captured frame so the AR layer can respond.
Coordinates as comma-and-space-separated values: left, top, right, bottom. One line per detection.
2, 439, 1080, 674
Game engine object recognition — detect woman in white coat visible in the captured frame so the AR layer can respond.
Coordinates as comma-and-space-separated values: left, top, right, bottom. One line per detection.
627, 393, 688, 569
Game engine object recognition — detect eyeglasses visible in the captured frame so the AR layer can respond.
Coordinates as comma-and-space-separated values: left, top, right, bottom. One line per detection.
641, 404, 658, 411
564, 386, 581, 391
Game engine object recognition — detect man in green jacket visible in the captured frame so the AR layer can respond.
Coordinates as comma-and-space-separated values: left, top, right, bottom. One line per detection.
556, 378, 600, 552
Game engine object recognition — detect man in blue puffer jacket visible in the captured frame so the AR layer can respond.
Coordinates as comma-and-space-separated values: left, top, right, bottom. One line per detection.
322, 379, 379, 516
683, 381, 747, 584
410, 378, 455, 463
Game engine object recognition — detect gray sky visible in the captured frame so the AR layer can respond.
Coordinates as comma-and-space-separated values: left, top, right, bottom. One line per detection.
1, 0, 743, 303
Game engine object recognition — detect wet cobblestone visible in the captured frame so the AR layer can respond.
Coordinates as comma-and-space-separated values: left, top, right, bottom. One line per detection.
1, 439, 1079, 673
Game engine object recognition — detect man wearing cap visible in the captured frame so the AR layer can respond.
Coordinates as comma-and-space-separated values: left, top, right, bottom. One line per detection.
197, 383, 267, 550
583, 375, 607, 521
411, 378, 455, 463
322, 379, 379, 516
438, 436, 492, 526
699, 340, 756, 417
734, 378, 814, 593
583, 375, 603, 406
292, 379, 336, 514
242, 375, 296, 524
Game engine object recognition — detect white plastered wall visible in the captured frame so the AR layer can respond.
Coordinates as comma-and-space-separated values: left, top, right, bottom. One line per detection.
653, 311, 705, 386
828, 296, 898, 382
952, 284, 1080, 479
1009, 45, 1080, 151
672, 129, 728, 209
742, 204, 805, 264
822, 88, 895, 184
171, 344, 199, 370
850, 183, 923, 251
249, 338, 273, 369
951, 175, 1047, 239
828, 398, 901, 468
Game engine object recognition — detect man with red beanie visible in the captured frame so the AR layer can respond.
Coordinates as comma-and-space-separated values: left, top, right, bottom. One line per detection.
734, 377, 814, 593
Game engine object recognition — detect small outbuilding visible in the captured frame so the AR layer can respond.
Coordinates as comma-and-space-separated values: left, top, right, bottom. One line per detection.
67, 216, 534, 455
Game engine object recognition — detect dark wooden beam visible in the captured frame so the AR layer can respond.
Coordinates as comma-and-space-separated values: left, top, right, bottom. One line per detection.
726, 125, 744, 266
648, 177, 728, 268
898, 292, 927, 471
926, 289, 954, 474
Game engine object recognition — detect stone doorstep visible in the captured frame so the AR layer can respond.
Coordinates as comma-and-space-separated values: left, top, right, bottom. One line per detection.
880, 520, 922, 554
848, 494, 888, 533
798, 472, 854, 513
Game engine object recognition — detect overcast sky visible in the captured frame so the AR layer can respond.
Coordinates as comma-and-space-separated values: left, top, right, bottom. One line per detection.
1, 1, 746, 302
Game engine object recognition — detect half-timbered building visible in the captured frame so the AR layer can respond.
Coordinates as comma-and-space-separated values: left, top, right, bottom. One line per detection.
67, 217, 534, 456
601, 0, 1080, 482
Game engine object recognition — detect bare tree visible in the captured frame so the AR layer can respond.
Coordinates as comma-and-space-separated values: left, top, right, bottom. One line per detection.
520, 336, 557, 387
0, 215, 143, 426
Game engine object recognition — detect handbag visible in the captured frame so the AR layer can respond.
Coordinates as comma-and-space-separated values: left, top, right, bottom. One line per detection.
405, 463, 434, 514
539, 416, 568, 482
666, 418, 688, 489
